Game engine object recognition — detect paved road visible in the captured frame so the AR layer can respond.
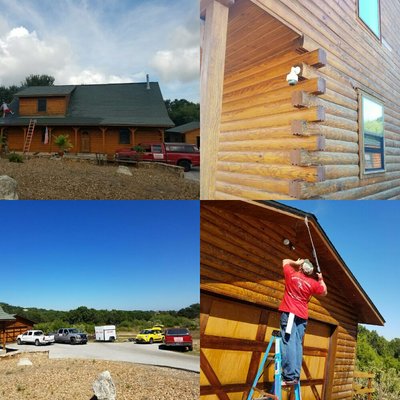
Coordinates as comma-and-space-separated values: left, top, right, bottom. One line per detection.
9, 342, 199, 372
185, 166, 199, 181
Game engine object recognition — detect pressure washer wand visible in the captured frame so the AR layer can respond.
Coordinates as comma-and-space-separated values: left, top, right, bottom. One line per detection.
305, 216, 321, 274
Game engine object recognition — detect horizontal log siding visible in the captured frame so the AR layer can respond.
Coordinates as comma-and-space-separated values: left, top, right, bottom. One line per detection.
19, 97, 68, 116
201, 203, 359, 399
4, 127, 164, 155
185, 129, 200, 145
250, 0, 400, 198
218, 46, 326, 199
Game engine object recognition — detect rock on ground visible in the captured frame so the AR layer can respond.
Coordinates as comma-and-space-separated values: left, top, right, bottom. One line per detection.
93, 370, 116, 400
117, 166, 132, 176
0, 175, 18, 199
17, 358, 33, 366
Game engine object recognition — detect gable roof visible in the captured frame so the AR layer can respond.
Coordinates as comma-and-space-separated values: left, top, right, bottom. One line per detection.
0, 306, 16, 321
206, 200, 384, 326
1, 82, 174, 128
166, 121, 199, 134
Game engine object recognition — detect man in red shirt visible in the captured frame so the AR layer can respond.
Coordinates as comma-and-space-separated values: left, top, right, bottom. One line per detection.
278, 258, 327, 385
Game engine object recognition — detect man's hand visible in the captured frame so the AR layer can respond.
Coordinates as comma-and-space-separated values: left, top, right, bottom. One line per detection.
317, 273, 323, 281
295, 258, 304, 266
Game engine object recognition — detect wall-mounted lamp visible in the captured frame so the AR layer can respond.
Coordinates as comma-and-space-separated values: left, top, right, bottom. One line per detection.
283, 238, 295, 251
286, 66, 301, 86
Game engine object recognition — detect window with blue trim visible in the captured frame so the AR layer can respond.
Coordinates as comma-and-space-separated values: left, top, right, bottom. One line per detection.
358, 0, 380, 38
361, 95, 385, 173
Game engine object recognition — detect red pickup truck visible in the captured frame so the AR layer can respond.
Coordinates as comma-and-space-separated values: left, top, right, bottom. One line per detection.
115, 142, 200, 172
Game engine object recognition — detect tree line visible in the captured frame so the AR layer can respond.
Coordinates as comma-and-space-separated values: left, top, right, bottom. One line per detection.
0, 302, 199, 333
356, 325, 400, 399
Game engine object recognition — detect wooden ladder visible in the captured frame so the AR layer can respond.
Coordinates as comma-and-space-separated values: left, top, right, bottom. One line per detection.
23, 119, 36, 153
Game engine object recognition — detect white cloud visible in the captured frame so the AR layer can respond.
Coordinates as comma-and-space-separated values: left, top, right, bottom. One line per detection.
150, 48, 199, 84
0, 0, 199, 101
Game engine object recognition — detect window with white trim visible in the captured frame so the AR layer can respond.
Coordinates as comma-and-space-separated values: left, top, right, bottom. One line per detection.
359, 94, 385, 174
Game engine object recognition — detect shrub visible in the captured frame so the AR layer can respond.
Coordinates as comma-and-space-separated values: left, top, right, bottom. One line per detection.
8, 152, 23, 163
54, 134, 73, 153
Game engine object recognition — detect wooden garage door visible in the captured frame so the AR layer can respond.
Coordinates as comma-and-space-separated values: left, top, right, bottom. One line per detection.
201, 293, 336, 400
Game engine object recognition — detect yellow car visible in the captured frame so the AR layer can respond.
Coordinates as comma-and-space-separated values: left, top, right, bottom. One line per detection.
135, 328, 164, 344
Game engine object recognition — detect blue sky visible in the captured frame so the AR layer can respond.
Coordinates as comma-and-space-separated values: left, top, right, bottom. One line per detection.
0, 0, 199, 101
279, 201, 399, 340
0, 200, 199, 311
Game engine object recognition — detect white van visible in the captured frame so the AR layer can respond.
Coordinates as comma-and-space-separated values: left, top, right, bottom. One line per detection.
95, 325, 117, 342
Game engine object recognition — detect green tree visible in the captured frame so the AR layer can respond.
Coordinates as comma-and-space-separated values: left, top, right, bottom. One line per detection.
21, 74, 55, 87
164, 99, 199, 126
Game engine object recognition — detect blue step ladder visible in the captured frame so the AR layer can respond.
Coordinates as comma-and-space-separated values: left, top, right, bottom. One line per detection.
246, 330, 301, 400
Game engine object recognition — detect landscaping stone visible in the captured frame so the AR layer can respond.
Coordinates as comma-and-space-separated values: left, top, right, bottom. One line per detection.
116, 165, 133, 176
92, 370, 116, 400
0, 175, 18, 200
17, 358, 33, 366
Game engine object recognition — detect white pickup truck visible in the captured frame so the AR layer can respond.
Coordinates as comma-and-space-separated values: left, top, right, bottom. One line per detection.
17, 330, 55, 346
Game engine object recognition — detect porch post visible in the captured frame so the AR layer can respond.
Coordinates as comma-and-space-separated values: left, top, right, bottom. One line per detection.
200, 0, 234, 199
48, 127, 53, 153
129, 128, 136, 145
73, 127, 79, 154
100, 127, 107, 153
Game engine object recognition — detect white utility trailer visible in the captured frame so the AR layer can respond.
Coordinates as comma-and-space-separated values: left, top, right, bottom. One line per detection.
95, 325, 117, 342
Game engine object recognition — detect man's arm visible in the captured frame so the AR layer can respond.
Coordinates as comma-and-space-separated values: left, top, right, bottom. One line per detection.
316, 273, 328, 296
282, 258, 304, 268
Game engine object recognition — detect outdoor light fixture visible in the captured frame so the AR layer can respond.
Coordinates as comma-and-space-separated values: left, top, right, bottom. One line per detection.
286, 66, 301, 86
283, 238, 295, 250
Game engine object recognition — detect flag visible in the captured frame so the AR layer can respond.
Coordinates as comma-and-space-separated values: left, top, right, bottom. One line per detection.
44, 127, 49, 144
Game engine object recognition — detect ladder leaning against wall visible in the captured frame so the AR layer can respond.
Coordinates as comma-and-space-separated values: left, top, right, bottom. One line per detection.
23, 119, 36, 154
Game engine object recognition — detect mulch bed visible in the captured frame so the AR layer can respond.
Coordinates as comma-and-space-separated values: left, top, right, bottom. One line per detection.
0, 158, 199, 199
0, 352, 199, 399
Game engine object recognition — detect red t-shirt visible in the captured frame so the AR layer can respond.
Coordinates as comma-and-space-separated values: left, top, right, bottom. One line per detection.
278, 264, 325, 319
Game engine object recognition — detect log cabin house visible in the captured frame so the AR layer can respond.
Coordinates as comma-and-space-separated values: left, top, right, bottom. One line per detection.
200, 200, 384, 400
0, 306, 34, 350
0, 81, 174, 156
165, 121, 200, 148
201, 0, 400, 199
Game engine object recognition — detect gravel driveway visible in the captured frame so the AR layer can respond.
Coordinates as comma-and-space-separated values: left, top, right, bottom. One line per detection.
9, 342, 199, 372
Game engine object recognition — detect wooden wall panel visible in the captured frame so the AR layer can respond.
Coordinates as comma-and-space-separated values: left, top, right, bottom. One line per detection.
200, 202, 361, 399
19, 97, 68, 116
206, 0, 400, 199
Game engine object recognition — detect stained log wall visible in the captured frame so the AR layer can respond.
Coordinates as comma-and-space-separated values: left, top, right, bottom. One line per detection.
4, 126, 164, 155
212, 0, 400, 199
200, 202, 361, 399
19, 97, 68, 116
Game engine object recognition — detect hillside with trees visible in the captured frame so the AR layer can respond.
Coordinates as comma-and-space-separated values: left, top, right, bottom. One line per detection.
0, 302, 199, 334
356, 325, 400, 399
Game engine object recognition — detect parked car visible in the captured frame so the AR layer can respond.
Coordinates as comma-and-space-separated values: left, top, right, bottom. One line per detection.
95, 325, 117, 342
54, 328, 87, 344
115, 142, 200, 172
163, 328, 193, 351
16, 330, 54, 346
135, 328, 164, 344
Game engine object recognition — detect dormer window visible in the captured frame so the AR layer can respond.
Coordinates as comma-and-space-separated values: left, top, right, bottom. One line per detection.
358, 0, 381, 38
38, 98, 47, 112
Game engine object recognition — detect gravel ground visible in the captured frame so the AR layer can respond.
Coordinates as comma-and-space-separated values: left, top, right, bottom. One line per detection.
0, 158, 199, 199
0, 352, 199, 400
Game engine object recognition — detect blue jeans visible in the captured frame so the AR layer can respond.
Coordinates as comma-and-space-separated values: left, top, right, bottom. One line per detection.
280, 312, 307, 381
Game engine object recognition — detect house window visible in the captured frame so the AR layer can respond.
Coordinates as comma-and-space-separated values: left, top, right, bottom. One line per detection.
37, 98, 47, 112
358, 0, 380, 38
360, 94, 385, 174
119, 128, 130, 144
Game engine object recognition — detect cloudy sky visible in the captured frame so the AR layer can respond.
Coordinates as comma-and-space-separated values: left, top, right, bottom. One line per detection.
0, 0, 199, 101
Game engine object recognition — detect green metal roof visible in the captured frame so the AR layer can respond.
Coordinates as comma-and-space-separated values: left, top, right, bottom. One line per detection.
0, 306, 16, 321
1, 82, 174, 127
166, 121, 199, 134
